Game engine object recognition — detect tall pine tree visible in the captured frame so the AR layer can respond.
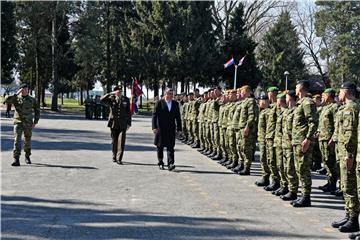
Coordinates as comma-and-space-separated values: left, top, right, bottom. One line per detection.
258, 11, 306, 89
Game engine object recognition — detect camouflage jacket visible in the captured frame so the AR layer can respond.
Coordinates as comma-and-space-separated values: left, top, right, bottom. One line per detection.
282, 107, 295, 149
238, 97, 258, 130
265, 104, 278, 140
5, 94, 40, 126
318, 102, 338, 141
257, 108, 269, 142
291, 97, 318, 145
274, 107, 286, 147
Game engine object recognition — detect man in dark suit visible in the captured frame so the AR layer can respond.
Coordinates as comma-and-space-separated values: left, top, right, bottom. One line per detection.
152, 88, 182, 171
100, 85, 131, 164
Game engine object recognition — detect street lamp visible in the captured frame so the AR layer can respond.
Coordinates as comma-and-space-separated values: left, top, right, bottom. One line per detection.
284, 71, 289, 91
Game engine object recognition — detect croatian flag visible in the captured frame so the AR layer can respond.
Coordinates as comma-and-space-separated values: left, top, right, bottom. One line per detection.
238, 55, 246, 66
224, 58, 234, 69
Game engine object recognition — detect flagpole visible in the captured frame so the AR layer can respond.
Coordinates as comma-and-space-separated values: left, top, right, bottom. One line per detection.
233, 65, 238, 89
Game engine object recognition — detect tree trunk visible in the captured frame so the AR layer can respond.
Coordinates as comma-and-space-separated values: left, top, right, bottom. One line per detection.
51, 2, 59, 111
80, 87, 84, 105
41, 87, 46, 107
61, 93, 64, 105
181, 80, 185, 93
105, 2, 112, 94
154, 80, 159, 98
35, 39, 41, 105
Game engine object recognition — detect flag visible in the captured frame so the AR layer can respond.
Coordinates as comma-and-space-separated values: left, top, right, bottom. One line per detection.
224, 58, 234, 69
130, 79, 143, 114
238, 55, 246, 66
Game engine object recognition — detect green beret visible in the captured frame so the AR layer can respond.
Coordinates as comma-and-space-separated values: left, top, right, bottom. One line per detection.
323, 88, 336, 94
277, 93, 286, 99
267, 86, 279, 92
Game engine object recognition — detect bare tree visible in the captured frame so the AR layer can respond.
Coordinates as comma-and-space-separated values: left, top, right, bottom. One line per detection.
294, 1, 326, 78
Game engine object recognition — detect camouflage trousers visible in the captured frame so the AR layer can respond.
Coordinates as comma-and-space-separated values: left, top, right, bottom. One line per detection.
283, 147, 298, 193
219, 127, 228, 158
259, 141, 270, 179
238, 129, 256, 170
276, 146, 288, 188
204, 122, 212, 150
187, 120, 193, 140
212, 123, 220, 155
226, 128, 238, 162
191, 121, 199, 142
182, 119, 189, 139
293, 144, 313, 196
13, 123, 32, 159
266, 139, 279, 183
319, 140, 338, 185
337, 143, 358, 216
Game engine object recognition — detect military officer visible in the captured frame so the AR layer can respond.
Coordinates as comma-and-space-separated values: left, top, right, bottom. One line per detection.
100, 85, 132, 164
4, 83, 40, 166
317, 88, 338, 193
255, 95, 271, 186
291, 80, 318, 207
331, 82, 359, 233
237, 85, 258, 175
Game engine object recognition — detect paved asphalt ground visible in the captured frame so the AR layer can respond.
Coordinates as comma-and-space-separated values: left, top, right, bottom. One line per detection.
1, 111, 348, 239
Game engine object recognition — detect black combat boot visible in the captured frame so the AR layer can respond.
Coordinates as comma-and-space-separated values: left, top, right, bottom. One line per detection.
222, 160, 232, 166
226, 161, 238, 169
339, 215, 359, 233
280, 191, 297, 201
192, 141, 200, 148
311, 161, 322, 171
349, 230, 360, 239
208, 152, 217, 158
316, 167, 327, 175
255, 177, 269, 187
232, 164, 244, 173
334, 189, 343, 197
239, 168, 250, 175
211, 154, 222, 161
11, 158, 20, 167
218, 158, 227, 164
292, 195, 311, 208
274, 186, 288, 196
331, 213, 350, 228
264, 182, 280, 191
25, 155, 32, 164
318, 182, 329, 190
322, 182, 337, 193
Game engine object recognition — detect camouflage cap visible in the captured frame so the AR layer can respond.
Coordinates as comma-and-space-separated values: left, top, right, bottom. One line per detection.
323, 88, 336, 94
276, 93, 286, 99
267, 86, 279, 92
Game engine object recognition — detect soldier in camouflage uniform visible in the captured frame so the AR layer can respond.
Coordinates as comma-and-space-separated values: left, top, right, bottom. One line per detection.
190, 90, 201, 148
237, 85, 258, 175
331, 82, 359, 233
202, 90, 213, 155
217, 93, 229, 163
186, 93, 195, 145
224, 89, 243, 170
255, 95, 271, 186
222, 90, 239, 167
4, 83, 40, 166
280, 90, 299, 201
312, 94, 323, 171
317, 88, 338, 193
264, 86, 281, 191
210, 87, 223, 160
219, 91, 234, 164
197, 93, 207, 152
290, 80, 318, 208
273, 93, 288, 195
180, 95, 189, 142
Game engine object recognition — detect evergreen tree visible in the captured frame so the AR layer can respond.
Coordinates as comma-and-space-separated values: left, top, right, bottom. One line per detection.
258, 11, 306, 89
223, 3, 262, 89
315, 1, 360, 86
1, 1, 18, 85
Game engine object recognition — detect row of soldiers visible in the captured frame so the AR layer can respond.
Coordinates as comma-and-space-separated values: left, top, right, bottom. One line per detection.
84, 96, 109, 120
176, 80, 360, 239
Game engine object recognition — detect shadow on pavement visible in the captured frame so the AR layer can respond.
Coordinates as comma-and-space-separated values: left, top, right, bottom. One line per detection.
32, 163, 98, 170
175, 169, 235, 175
1, 195, 330, 240
123, 161, 194, 168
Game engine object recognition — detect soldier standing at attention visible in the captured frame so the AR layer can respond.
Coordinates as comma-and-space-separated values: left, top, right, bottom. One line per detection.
273, 93, 288, 195
237, 85, 258, 175
255, 95, 270, 186
291, 80, 318, 208
4, 83, 40, 166
264, 86, 281, 191
317, 88, 338, 193
280, 90, 299, 201
210, 87, 222, 160
100, 85, 131, 165
331, 82, 359, 233
312, 94, 323, 171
